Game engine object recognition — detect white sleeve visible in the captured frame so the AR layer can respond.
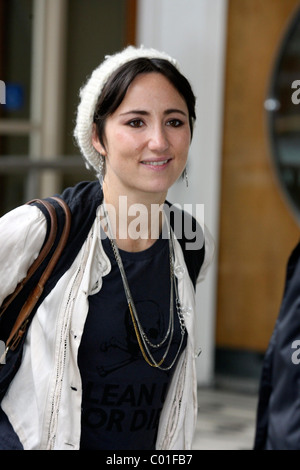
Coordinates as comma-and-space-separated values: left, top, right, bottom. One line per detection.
197, 224, 215, 284
0, 204, 47, 305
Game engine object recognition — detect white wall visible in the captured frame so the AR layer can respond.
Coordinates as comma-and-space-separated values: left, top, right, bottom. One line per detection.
137, 0, 228, 385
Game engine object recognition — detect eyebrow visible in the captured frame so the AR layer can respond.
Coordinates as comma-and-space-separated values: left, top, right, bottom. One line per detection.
120, 108, 188, 117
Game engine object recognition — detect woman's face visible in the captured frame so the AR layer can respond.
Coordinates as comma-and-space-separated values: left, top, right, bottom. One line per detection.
92, 72, 191, 201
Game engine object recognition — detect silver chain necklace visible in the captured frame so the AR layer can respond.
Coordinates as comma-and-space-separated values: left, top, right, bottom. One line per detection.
101, 203, 186, 370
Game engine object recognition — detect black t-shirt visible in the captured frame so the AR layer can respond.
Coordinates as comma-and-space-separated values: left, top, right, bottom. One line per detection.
78, 233, 187, 450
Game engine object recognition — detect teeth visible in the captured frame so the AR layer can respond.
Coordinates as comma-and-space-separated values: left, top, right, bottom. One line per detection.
143, 160, 168, 166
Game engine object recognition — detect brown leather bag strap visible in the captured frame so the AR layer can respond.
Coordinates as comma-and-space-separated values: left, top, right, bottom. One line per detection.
4, 197, 71, 352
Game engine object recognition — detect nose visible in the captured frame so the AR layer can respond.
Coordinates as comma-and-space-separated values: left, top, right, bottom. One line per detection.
148, 124, 170, 153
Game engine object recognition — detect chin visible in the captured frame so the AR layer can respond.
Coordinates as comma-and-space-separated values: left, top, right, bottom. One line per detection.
144, 176, 177, 193
142, 183, 170, 195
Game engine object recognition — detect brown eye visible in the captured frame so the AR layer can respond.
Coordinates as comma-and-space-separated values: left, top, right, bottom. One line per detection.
128, 119, 144, 128
167, 119, 183, 127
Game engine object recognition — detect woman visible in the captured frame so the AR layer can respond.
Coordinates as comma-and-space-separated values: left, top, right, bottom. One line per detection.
0, 46, 214, 450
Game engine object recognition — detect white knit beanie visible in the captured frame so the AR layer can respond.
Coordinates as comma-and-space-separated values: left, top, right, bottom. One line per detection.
74, 45, 179, 175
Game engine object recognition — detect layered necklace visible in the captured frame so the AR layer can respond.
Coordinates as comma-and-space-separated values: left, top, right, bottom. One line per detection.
102, 202, 186, 371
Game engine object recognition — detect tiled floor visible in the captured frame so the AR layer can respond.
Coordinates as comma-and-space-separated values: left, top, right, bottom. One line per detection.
193, 381, 259, 450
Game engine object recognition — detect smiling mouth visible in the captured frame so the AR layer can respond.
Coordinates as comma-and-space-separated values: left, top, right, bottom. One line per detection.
141, 159, 170, 166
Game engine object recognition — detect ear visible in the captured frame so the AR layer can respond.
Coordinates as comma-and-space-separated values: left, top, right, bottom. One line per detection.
92, 123, 107, 156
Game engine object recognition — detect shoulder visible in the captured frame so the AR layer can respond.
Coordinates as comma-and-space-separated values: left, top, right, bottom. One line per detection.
165, 200, 214, 287
0, 204, 47, 304
32, 180, 103, 244
197, 224, 215, 283
0, 203, 46, 239
59, 180, 102, 211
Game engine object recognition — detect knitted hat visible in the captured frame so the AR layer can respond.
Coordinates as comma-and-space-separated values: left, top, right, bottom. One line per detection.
74, 45, 179, 175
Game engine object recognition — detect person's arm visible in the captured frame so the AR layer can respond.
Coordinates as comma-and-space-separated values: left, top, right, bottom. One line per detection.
0, 204, 47, 305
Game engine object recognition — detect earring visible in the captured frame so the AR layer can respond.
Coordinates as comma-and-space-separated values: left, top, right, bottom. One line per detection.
183, 168, 188, 187
98, 154, 105, 186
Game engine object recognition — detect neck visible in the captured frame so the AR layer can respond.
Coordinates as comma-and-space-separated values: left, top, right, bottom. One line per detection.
102, 183, 167, 252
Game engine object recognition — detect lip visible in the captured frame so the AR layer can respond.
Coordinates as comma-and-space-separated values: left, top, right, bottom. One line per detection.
140, 158, 172, 170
